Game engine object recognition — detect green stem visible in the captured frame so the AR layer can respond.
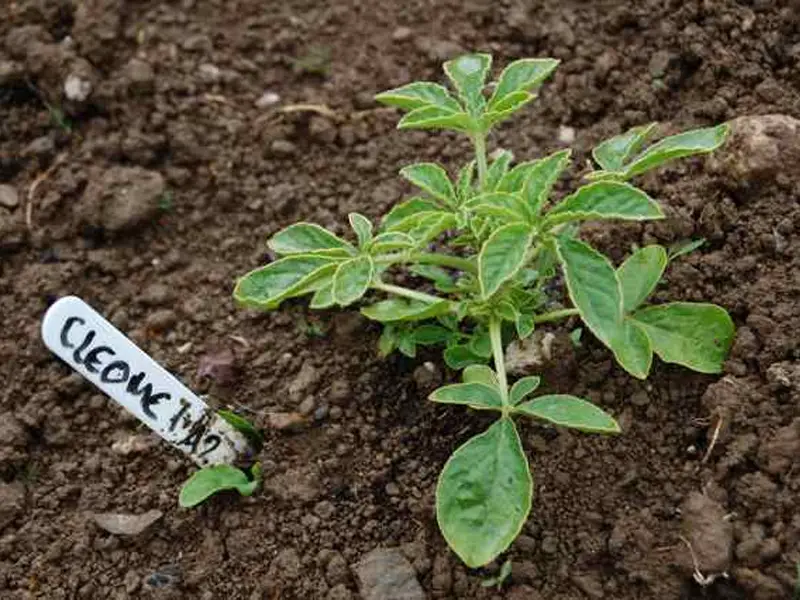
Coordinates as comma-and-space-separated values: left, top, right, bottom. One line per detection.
474, 133, 488, 190
372, 281, 444, 304
533, 308, 580, 324
488, 317, 509, 408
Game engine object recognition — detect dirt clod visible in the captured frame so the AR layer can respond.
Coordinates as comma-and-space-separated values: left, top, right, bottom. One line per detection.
680, 492, 733, 576
354, 547, 425, 600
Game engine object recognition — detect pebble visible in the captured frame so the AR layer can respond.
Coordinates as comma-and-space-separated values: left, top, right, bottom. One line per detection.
64, 74, 92, 101
0, 185, 18, 209
392, 27, 413, 41
92, 510, 163, 535
198, 63, 222, 82
558, 125, 576, 144
255, 91, 280, 108
354, 548, 425, 600
270, 139, 297, 157
77, 166, 165, 233
145, 309, 177, 331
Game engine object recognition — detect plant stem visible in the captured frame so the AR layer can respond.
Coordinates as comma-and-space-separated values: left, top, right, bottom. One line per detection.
372, 281, 444, 304
533, 308, 579, 324
410, 252, 476, 273
489, 317, 509, 407
474, 132, 488, 190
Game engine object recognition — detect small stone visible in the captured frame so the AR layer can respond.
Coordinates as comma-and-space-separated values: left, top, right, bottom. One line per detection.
198, 63, 221, 82
289, 363, 320, 399
255, 91, 280, 108
392, 27, 412, 41
354, 548, 425, 600
266, 412, 308, 431
145, 309, 177, 332
270, 139, 297, 157
314, 501, 335, 519
412, 362, 441, 392
385, 482, 400, 496
64, 74, 92, 102
0, 185, 19, 209
123, 59, 155, 94
111, 435, 155, 455
558, 125, 576, 144
298, 396, 316, 416
92, 510, 163, 535
23, 135, 56, 158
313, 404, 330, 422
505, 331, 556, 375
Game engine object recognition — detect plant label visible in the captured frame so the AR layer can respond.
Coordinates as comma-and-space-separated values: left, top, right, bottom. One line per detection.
41, 296, 252, 466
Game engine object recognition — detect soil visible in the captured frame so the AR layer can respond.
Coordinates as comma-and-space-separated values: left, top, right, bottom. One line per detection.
1, 1, 799, 599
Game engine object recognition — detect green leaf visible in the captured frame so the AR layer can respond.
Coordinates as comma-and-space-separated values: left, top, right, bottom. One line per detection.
544, 182, 663, 228
400, 163, 456, 206
465, 192, 528, 223
456, 161, 475, 204
309, 282, 335, 309
375, 81, 461, 112
410, 264, 458, 293
370, 231, 415, 254
397, 332, 417, 357
611, 318, 653, 379
413, 325, 453, 345
268, 223, 356, 257
462, 365, 499, 387
510, 376, 541, 405
497, 161, 538, 194
624, 124, 730, 178
234, 255, 339, 310
444, 53, 492, 115
467, 329, 492, 358
617, 245, 668, 313
481, 91, 535, 129
496, 300, 518, 322
668, 238, 705, 261
361, 297, 452, 322
436, 418, 532, 567
179, 464, 260, 508
486, 150, 514, 192
514, 395, 620, 434
631, 303, 735, 373
430, 382, 503, 410
217, 410, 264, 450
488, 58, 559, 110
592, 123, 657, 172
406, 212, 457, 245
515, 313, 535, 339
381, 198, 443, 231
522, 149, 571, 217
398, 105, 472, 132
555, 236, 622, 348
348, 213, 373, 247
444, 344, 488, 369
378, 325, 398, 357
332, 256, 374, 306
479, 223, 535, 299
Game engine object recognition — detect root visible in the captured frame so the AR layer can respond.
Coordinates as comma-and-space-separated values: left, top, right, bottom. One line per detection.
678, 535, 729, 587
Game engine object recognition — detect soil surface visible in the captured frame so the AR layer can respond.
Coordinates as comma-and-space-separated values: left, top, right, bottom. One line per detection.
2, 1, 799, 599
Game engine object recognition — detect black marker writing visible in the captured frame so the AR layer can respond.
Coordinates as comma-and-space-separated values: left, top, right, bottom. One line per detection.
127, 372, 171, 420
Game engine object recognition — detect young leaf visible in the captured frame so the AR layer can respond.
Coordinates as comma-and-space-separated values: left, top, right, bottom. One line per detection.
497, 161, 538, 194
462, 365, 499, 387
467, 329, 493, 358
348, 213, 373, 247
397, 332, 417, 357
378, 325, 398, 357
398, 105, 472, 132
485, 150, 514, 191
611, 318, 653, 379
375, 81, 461, 112
406, 212, 457, 245
400, 163, 457, 206
332, 255, 374, 306
479, 223, 535, 298
623, 124, 730, 178
429, 382, 503, 410
617, 245, 668, 313
515, 313, 535, 339
444, 53, 492, 116
370, 231, 415, 254
217, 410, 264, 450
592, 123, 657, 172
544, 182, 663, 228
522, 149, 571, 217
481, 91, 535, 129
179, 464, 260, 508
444, 344, 488, 369
234, 256, 339, 310
410, 264, 458, 293
382, 198, 442, 231
496, 300, 518, 323
668, 238, 705, 261
456, 161, 475, 204
510, 376, 541, 405
436, 418, 532, 568
413, 324, 454, 345
269, 223, 356, 257
514, 395, 620, 434
309, 282, 335, 309
361, 297, 452, 322
488, 58, 559, 110
465, 192, 528, 223
631, 303, 735, 373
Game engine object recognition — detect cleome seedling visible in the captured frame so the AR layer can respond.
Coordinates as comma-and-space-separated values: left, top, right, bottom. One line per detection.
234, 54, 734, 567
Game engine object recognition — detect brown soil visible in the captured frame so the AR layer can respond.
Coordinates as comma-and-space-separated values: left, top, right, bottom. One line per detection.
1, 1, 799, 599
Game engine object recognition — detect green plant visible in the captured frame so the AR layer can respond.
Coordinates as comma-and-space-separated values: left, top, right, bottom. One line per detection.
480, 559, 512, 590
234, 54, 734, 567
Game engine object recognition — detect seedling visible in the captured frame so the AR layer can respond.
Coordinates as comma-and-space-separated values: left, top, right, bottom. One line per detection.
234, 54, 734, 567
480, 559, 512, 590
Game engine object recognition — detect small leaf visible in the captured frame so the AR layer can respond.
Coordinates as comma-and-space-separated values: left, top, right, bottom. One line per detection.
496, 300, 518, 322
456, 161, 475, 204
515, 313, 535, 339
400, 163, 457, 206
444, 53, 492, 115
410, 264, 458, 293
332, 256, 374, 306
397, 333, 417, 357
309, 283, 335, 309
465, 192, 528, 223
544, 182, 663, 228
378, 325, 398, 357
430, 382, 503, 410
592, 123, 657, 172
398, 105, 472, 132
179, 464, 259, 508
468, 330, 492, 358
406, 212, 457, 245
668, 238, 706, 261
382, 197, 442, 231
218, 409, 264, 449
436, 418, 532, 567
375, 81, 461, 112
444, 344, 488, 369
624, 124, 730, 178
361, 297, 452, 322
488, 58, 559, 110
510, 376, 541, 405
349, 213, 373, 247
462, 365, 499, 387
611, 318, 653, 379
515, 395, 620, 434
485, 150, 514, 192
481, 91, 534, 129
631, 303, 735, 373
479, 223, 535, 299
234, 255, 339, 310
370, 231, 415, 254
522, 149, 571, 217
497, 161, 538, 194
617, 245, 668, 313
413, 325, 453, 345
269, 223, 356, 256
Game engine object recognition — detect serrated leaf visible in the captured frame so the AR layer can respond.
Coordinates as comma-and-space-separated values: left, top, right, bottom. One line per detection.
510, 376, 541, 405
488, 58, 559, 110
522, 149, 571, 217
400, 163, 457, 206
514, 395, 620, 434
375, 81, 461, 112
332, 256, 374, 306
624, 124, 730, 178
479, 223, 534, 299
611, 318, 653, 379
462, 365, 499, 387
617, 245, 668, 313
486, 150, 514, 192
631, 303, 735, 373
398, 105, 473, 132
444, 344, 488, 369
544, 182, 663, 228
348, 213, 373, 247
430, 382, 503, 410
179, 465, 259, 508
592, 123, 657, 172
413, 324, 453, 345
436, 418, 532, 567
269, 223, 356, 256
234, 256, 339, 310
382, 197, 442, 231
444, 53, 492, 116
361, 297, 452, 322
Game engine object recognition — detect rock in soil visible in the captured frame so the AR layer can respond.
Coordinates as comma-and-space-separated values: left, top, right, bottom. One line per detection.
0, 184, 19, 209
354, 548, 425, 600
679, 492, 733, 576
91, 509, 163, 535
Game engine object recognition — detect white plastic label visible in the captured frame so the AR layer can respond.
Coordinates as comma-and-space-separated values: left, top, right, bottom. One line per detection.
41, 296, 251, 466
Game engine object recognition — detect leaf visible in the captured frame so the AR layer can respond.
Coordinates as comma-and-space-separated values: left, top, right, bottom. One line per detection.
467, 330, 492, 358
624, 124, 730, 178
592, 123, 657, 172
400, 163, 456, 206
406, 212, 457, 245
309, 283, 335, 308
456, 161, 475, 204
269, 223, 356, 256
444, 53, 492, 115
218, 409, 264, 449
481, 91, 535, 129
179, 464, 260, 508
436, 418, 532, 567
479, 223, 534, 299
488, 58, 559, 110
668, 238, 706, 261
497, 161, 538, 194
444, 344, 488, 369
631, 303, 735, 373
555, 236, 622, 348
413, 325, 453, 345
510, 376, 541, 405
398, 105, 472, 132
465, 192, 528, 223
410, 264, 458, 293
544, 182, 663, 228
617, 245, 668, 313
370, 231, 415, 254
462, 365, 499, 387
515, 313, 535, 339
430, 383, 503, 410
234, 256, 339, 310
375, 81, 461, 112
522, 149, 571, 217
611, 318, 653, 379
332, 256, 374, 306
348, 213, 373, 247
515, 395, 620, 434
361, 297, 452, 322
378, 325, 398, 357
496, 300, 518, 323
486, 150, 514, 191
397, 333, 417, 357
382, 197, 443, 231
